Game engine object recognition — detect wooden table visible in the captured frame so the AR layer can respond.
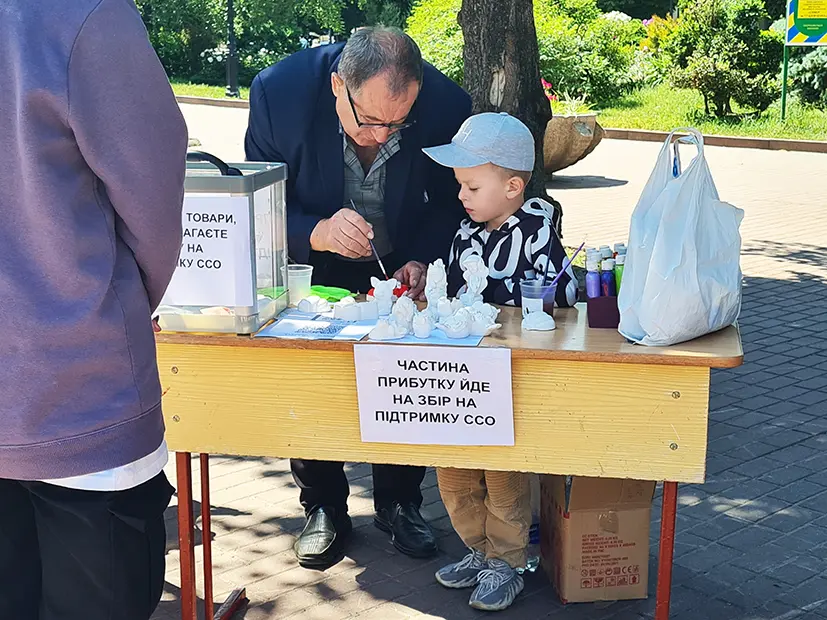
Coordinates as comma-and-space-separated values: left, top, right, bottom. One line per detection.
157, 304, 743, 620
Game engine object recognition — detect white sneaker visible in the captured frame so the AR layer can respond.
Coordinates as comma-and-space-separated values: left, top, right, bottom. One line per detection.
435, 549, 487, 589
468, 558, 524, 611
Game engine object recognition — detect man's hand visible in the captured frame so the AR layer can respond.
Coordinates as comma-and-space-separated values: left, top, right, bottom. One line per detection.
393, 261, 428, 301
152, 318, 161, 333
310, 209, 374, 259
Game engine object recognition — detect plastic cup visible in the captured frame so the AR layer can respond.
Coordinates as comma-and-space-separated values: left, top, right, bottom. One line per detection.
287, 264, 313, 306
520, 279, 557, 318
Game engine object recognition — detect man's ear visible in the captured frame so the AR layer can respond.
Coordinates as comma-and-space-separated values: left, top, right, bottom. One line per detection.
331, 72, 343, 96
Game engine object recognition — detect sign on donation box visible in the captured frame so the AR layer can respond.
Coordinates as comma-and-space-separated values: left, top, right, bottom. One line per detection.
354, 345, 514, 446
162, 195, 254, 307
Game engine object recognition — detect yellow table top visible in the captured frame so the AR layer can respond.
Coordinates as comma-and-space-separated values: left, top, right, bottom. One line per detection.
157, 303, 744, 369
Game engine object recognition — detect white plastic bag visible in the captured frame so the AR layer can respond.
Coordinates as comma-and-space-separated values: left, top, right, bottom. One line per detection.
618, 128, 744, 347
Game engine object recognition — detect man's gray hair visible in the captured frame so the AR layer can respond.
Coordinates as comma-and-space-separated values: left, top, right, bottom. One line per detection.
338, 26, 423, 97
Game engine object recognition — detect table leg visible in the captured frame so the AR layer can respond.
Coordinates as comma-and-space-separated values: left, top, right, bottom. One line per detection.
176, 452, 197, 620
200, 453, 214, 620
655, 481, 678, 620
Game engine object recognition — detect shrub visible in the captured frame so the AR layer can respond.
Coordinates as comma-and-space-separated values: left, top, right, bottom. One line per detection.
667, 0, 782, 116
789, 47, 827, 108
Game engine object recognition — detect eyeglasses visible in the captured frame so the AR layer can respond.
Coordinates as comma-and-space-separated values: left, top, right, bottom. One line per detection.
346, 85, 415, 132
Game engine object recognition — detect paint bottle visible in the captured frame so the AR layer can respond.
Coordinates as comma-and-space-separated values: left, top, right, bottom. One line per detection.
613, 243, 626, 258
599, 246, 613, 262
586, 259, 601, 299
601, 259, 617, 297
615, 254, 625, 293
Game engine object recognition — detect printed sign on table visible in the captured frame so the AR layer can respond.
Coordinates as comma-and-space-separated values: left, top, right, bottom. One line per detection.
161, 194, 254, 307
354, 345, 514, 446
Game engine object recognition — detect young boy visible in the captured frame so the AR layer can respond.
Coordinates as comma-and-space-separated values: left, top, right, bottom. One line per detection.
421, 112, 576, 611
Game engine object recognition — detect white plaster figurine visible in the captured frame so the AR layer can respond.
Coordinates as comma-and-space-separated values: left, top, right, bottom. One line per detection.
332, 297, 361, 322
297, 295, 331, 314
424, 259, 448, 310
371, 277, 399, 316
436, 310, 472, 339
369, 318, 407, 341
391, 295, 416, 331
459, 253, 489, 307
436, 296, 454, 319
522, 310, 556, 331
467, 305, 501, 337
412, 311, 434, 339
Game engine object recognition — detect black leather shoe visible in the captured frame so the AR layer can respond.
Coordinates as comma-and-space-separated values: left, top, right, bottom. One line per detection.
374, 502, 438, 558
294, 506, 352, 569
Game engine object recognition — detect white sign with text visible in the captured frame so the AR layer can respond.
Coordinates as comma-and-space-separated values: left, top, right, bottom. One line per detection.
354, 345, 514, 446
161, 194, 254, 308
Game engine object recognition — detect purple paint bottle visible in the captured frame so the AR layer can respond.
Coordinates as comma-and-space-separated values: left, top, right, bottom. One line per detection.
601, 259, 617, 297
586, 259, 601, 299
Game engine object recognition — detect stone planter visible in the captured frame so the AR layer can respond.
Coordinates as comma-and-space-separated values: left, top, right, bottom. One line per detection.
543, 113, 605, 174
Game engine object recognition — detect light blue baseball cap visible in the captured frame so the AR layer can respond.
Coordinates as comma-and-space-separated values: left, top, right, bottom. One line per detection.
422, 112, 535, 172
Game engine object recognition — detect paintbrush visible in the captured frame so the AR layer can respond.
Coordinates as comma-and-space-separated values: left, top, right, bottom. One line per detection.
349, 199, 389, 279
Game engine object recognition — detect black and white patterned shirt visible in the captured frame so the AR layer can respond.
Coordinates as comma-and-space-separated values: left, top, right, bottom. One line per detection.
447, 198, 577, 307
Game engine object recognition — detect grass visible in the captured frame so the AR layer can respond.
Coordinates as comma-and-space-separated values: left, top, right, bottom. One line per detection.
172, 81, 250, 100
597, 83, 827, 141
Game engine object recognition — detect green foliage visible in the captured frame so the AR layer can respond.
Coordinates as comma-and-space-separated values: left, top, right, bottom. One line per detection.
596, 0, 672, 19
409, 0, 652, 106
764, 0, 786, 18
789, 47, 827, 109
640, 14, 679, 52
666, 0, 782, 117
361, 0, 413, 26
138, 0, 346, 86
405, 0, 463, 83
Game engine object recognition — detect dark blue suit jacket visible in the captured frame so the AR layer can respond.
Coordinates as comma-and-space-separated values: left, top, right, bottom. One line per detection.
245, 43, 472, 274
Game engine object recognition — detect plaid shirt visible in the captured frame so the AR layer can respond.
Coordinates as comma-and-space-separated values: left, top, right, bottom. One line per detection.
340, 128, 401, 261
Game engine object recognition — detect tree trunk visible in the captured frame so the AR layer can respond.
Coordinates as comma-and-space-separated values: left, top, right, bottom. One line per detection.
458, 0, 552, 204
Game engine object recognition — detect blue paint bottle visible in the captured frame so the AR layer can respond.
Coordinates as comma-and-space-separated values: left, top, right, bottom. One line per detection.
601, 259, 617, 297
586, 259, 601, 299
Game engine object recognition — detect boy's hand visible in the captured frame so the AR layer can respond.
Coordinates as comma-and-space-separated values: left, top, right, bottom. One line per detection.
310, 209, 373, 259
393, 261, 427, 301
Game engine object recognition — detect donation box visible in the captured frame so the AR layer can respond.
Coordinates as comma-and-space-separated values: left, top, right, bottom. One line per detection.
156, 153, 289, 334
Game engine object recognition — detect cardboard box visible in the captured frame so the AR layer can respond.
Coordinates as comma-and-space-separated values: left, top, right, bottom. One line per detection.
540, 475, 656, 604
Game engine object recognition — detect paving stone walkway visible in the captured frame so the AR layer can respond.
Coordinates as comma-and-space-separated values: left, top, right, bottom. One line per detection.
152, 107, 827, 619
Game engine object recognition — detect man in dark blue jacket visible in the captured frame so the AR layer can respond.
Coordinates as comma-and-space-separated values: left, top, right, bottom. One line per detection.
246, 26, 471, 569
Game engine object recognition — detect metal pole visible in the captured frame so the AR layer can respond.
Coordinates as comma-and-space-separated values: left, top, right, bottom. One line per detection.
781, 45, 790, 121
225, 0, 239, 98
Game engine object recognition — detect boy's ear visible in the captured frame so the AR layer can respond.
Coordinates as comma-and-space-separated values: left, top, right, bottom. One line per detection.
506, 175, 526, 199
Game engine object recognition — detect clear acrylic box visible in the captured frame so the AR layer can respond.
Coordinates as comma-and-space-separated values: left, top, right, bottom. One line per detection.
156, 156, 289, 334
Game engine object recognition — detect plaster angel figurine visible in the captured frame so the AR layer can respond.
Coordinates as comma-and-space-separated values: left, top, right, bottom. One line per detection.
370, 277, 399, 316
459, 254, 489, 307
